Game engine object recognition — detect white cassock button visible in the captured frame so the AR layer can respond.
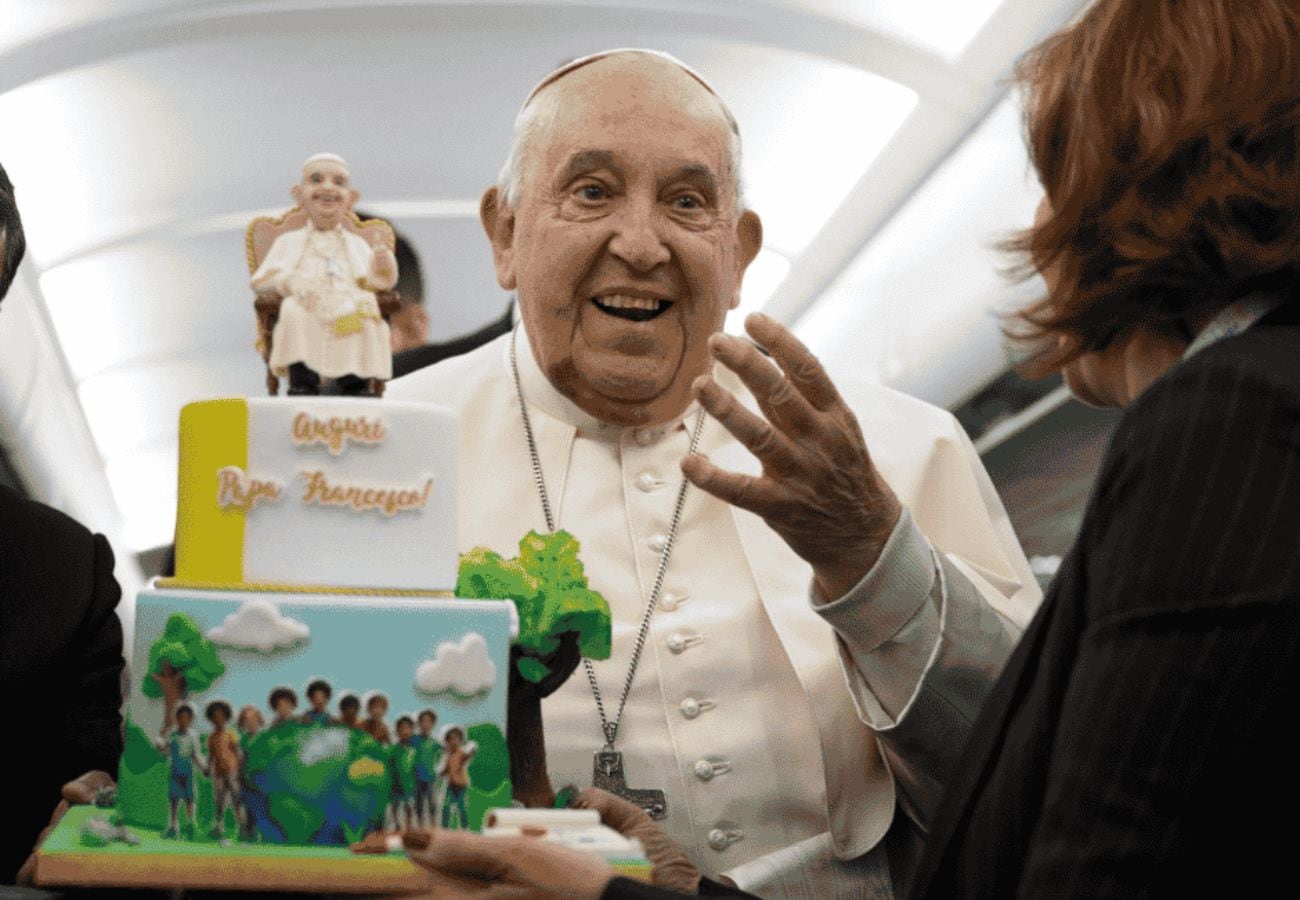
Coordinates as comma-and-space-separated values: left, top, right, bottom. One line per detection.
666, 632, 702, 654
635, 472, 662, 492
648, 533, 669, 553
633, 428, 657, 446
679, 697, 716, 719
693, 759, 732, 782
660, 590, 690, 611
708, 828, 744, 851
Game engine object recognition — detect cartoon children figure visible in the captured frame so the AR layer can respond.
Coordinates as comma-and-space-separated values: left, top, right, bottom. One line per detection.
437, 727, 477, 830
205, 701, 245, 842
412, 709, 441, 828
360, 693, 391, 744
235, 704, 263, 840
300, 679, 334, 726
268, 686, 298, 726
389, 716, 418, 832
338, 694, 362, 729
155, 704, 207, 839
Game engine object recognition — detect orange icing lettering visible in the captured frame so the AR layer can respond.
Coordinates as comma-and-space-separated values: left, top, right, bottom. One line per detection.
299, 470, 434, 516
217, 466, 283, 511
291, 412, 388, 456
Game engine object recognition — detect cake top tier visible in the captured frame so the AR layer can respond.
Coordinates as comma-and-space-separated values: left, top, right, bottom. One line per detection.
172, 397, 457, 592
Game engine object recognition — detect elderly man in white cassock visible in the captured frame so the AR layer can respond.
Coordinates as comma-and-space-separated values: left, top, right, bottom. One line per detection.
252, 153, 395, 395
389, 50, 1039, 897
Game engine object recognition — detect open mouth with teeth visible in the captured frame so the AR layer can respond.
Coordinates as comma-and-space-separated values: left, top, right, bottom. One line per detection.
592, 295, 674, 322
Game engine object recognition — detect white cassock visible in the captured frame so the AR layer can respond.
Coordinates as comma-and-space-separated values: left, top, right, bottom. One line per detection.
251, 222, 392, 381
388, 326, 1040, 898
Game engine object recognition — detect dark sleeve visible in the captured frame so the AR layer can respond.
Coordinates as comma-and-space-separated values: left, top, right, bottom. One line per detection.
54, 533, 126, 780
601, 876, 758, 899
1015, 356, 1300, 897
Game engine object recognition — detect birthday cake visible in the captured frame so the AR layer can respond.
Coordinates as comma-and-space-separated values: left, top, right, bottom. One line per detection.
129, 394, 512, 842
35, 396, 525, 893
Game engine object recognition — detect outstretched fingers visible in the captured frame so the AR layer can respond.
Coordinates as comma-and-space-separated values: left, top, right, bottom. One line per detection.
693, 375, 802, 477
680, 451, 783, 517
707, 332, 821, 437
743, 313, 845, 413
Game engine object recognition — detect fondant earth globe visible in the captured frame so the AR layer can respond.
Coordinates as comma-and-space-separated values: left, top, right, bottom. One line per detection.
243, 722, 390, 845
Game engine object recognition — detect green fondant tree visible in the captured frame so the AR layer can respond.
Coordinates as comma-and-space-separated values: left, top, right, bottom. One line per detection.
456, 530, 612, 807
142, 612, 227, 730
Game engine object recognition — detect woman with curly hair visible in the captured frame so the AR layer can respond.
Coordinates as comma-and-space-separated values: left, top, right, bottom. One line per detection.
912, 1, 1300, 896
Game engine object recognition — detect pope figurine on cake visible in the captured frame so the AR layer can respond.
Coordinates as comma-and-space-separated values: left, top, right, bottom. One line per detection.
251, 153, 396, 396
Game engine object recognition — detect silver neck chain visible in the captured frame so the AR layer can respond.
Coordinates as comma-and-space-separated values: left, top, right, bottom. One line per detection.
509, 326, 706, 750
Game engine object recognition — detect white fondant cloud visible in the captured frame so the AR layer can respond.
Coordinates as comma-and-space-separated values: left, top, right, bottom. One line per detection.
414, 632, 497, 697
207, 598, 310, 651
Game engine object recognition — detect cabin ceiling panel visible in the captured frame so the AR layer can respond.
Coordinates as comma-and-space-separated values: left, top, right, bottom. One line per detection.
782, 0, 1009, 59
795, 96, 1044, 407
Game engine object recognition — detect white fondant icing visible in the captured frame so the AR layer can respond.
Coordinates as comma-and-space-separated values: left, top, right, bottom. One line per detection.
240, 397, 458, 589
207, 598, 310, 651
414, 632, 497, 697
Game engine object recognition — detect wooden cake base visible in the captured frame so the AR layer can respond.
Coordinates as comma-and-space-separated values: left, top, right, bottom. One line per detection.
36, 805, 653, 893
35, 805, 435, 893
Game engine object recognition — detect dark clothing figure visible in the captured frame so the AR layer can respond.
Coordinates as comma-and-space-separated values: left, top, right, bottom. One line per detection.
912, 303, 1300, 898
0, 486, 124, 881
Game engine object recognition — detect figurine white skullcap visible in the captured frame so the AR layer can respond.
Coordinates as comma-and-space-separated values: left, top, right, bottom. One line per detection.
519, 48, 739, 137
302, 152, 350, 175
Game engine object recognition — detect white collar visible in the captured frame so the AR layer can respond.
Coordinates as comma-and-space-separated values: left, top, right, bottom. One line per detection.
509, 321, 703, 441
1182, 293, 1283, 360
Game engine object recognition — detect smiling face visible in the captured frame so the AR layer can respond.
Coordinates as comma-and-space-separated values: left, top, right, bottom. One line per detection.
484, 55, 762, 426
293, 158, 355, 230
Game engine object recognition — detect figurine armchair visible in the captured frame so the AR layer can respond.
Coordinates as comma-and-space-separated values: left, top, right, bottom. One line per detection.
245, 208, 401, 397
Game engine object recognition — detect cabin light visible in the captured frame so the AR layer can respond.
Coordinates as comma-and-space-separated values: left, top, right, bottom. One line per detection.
821, 0, 1011, 61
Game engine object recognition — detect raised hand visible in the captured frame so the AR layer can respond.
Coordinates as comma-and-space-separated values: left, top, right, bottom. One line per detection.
370, 240, 397, 280
681, 313, 902, 600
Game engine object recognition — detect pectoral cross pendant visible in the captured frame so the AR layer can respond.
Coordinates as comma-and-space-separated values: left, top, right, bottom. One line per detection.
593, 749, 667, 820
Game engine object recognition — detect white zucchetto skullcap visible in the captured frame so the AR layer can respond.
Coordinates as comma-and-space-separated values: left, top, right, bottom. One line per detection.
519, 48, 739, 137
302, 153, 350, 175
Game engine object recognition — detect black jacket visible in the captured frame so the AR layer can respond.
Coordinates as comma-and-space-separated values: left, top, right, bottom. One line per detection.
912, 300, 1300, 898
0, 486, 124, 882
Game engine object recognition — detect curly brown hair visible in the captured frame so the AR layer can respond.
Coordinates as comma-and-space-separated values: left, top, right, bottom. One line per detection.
1007, 0, 1300, 370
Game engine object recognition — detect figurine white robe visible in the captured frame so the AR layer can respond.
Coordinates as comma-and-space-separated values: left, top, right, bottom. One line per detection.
389, 328, 1040, 896
252, 222, 392, 381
